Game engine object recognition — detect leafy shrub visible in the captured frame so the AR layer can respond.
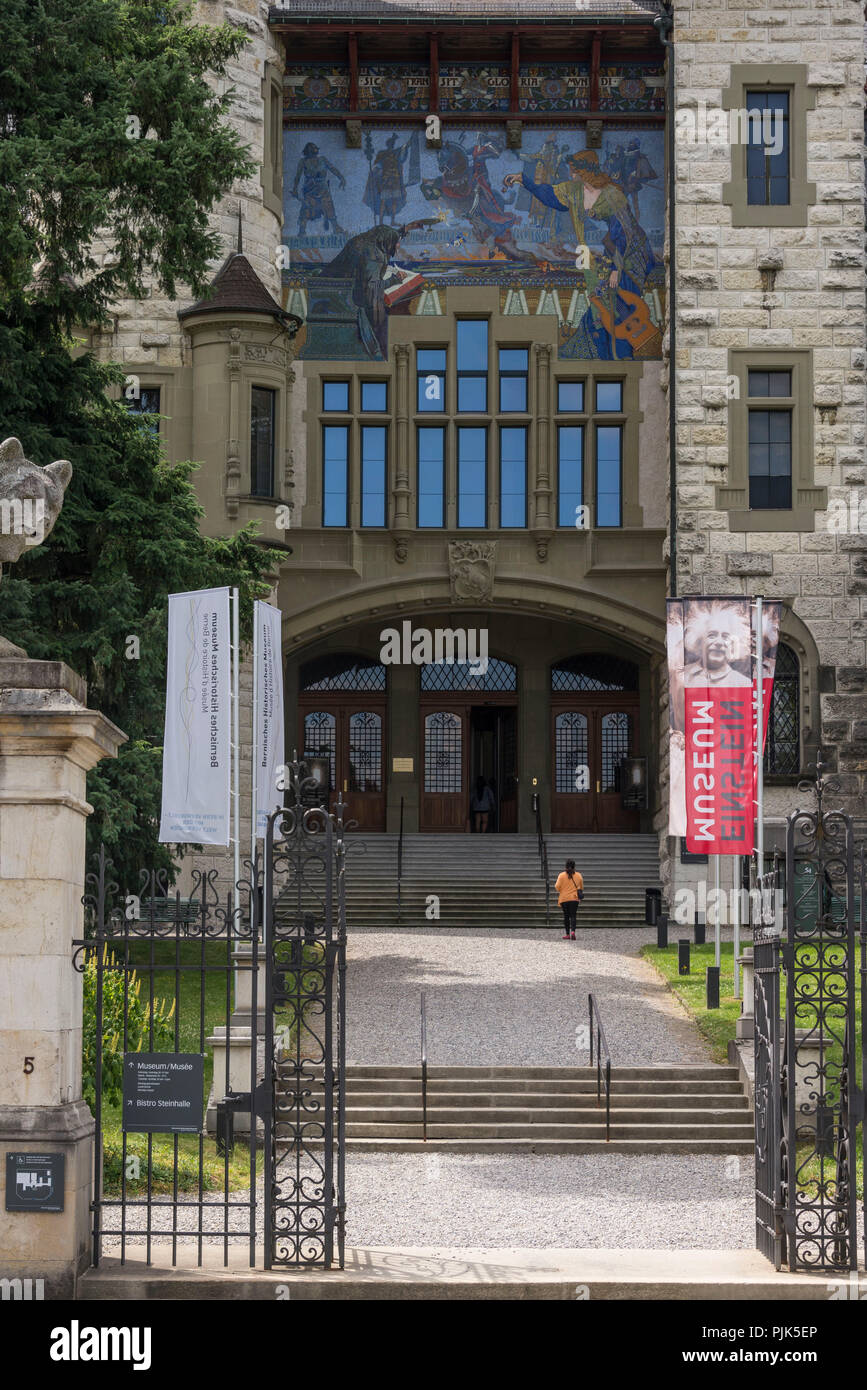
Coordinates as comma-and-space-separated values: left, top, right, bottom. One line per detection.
81, 948, 176, 1111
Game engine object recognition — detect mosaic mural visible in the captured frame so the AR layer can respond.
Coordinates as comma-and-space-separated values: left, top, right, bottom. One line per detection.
281, 124, 665, 362
284, 63, 665, 114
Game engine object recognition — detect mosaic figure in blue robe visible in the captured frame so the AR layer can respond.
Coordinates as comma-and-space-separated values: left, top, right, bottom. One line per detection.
290, 143, 347, 236
505, 148, 661, 359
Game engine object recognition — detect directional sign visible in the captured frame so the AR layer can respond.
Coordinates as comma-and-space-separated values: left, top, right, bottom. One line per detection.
5, 1153, 65, 1213
122, 1053, 204, 1134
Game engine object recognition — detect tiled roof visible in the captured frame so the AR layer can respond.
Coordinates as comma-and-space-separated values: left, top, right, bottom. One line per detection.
270, 1, 661, 18
178, 251, 288, 321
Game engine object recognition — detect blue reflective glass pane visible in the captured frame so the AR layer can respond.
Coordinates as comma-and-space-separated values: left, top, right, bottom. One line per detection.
418, 427, 445, 528
323, 381, 349, 412
418, 372, 445, 412
323, 426, 348, 526
596, 425, 621, 527
499, 375, 527, 412
595, 381, 622, 412
361, 381, 387, 412
457, 428, 486, 528
361, 426, 386, 527
458, 375, 487, 413
457, 320, 488, 372
418, 349, 447, 372
499, 349, 528, 372
558, 382, 584, 413
499, 427, 526, 528
558, 425, 583, 527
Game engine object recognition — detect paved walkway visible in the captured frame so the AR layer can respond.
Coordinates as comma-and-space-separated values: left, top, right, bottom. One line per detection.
345, 926, 712, 1066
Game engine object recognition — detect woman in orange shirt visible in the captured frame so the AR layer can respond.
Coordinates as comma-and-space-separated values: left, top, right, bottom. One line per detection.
555, 858, 584, 939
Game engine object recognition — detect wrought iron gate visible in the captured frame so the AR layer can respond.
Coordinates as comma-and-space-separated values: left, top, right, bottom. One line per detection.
75, 761, 347, 1272
753, 759, 864, 1273
263, 768, 347, 1268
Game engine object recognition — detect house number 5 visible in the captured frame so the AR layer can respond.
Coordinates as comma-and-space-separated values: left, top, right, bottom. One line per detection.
23, 1057, 34, 1074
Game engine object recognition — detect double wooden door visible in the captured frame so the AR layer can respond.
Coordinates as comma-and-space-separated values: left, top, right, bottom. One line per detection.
551, 698, 640, 833
420, 702, 517, 832
299, 699, 386, 831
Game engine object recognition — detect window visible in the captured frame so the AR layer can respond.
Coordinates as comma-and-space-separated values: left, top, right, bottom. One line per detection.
361, 425, 387, 527
595, 381, 622, 413
765, 643, 800, 774
720, 349, 821, 528
721, 65, 815, 228
323, 380, 349, 412
421, 657, 516, 692
417, 426, 445, 527
303, 711, 336, 789
361, 381, 387, 412
499, 348, 528, 413
457, 320, 488, 413
745, 91, 789, 206
747, 372, 792, 510
424, 711, 462, 793
596, 425, 622, 527
555, 712, 589, 794
558, 426, 583, 527
558, 381, 584, 413
348, 711, 382, 792
417, 349, 446, 413
323, 424, 349, 526
499, 426, 526, 528
250, 387, 276, 497
126, 386, 161, 433
457, 427, 486, 527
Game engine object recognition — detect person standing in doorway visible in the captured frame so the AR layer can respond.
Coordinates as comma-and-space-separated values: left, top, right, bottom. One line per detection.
471, 776, 496, 833
555, 858, 584, 939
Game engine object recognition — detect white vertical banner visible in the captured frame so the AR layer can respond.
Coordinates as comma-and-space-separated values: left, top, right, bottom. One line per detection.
159, 587, 231, 845
254, 600, 285, 840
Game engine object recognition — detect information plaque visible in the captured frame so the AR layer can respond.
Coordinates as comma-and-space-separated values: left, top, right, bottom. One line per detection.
122, 1053, 204, 1134
5, 1152, 65, 1213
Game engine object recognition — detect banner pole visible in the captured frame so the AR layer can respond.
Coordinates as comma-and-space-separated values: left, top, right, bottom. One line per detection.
232, 586, 241, 927
755, 594, 764, 887
714, 853, 720, 968
733, 854, 741, 1000
251, 600, 259, 874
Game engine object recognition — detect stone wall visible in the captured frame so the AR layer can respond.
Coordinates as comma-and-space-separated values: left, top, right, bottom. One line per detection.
663, 0, 866, 903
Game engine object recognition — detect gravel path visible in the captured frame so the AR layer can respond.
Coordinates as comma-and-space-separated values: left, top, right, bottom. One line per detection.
98, 1151, 755, 1252
345, 926, 714, 1066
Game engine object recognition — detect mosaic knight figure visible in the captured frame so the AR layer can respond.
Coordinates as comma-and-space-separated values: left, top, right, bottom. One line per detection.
0, 436, 72, 658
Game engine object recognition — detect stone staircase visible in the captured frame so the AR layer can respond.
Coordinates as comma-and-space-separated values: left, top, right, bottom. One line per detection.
275, 832, 661, 930
337, 1064, 753, 1153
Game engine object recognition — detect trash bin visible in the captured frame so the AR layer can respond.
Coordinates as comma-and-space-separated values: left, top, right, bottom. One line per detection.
645, 887, 662, 925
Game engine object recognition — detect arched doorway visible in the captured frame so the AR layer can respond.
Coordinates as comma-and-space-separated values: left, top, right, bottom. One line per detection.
550, 654, 641, 833
419, 657, 518, 832
298, 654, 387, 830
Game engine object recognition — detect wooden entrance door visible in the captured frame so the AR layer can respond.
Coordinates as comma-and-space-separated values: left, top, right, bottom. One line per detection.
551, 700, 640, 833
420, 705, 468, 831
299, 700, 386, 831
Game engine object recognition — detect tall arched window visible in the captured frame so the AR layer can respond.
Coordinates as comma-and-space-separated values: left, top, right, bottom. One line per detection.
765, 643, 800, 774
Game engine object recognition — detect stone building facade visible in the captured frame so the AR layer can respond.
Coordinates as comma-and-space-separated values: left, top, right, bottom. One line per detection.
93, 0, 865, 906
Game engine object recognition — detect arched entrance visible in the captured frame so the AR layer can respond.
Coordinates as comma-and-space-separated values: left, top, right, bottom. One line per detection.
298, 653, 388, 830
550, 654, 641, 832
419, 656, 518, 832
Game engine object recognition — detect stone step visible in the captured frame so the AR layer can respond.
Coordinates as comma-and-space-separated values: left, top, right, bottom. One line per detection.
337, 1106, 752, 1125
340, 1078, 747, 1096
342, 1138, 756, 1155
340, 1091, 749, 1110
343, 1121, 754, 1140
338, 1064, 740, 1080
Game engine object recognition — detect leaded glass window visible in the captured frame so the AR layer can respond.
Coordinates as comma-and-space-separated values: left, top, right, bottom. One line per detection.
551, 655, 638, 693
348, 711, 382, 792
303, 711, 336, 789
421, 657, 516, 692
765, 643, 800, 774
424, 711, 462, 793
601, 711, 631, 792
555, 712, 589, 794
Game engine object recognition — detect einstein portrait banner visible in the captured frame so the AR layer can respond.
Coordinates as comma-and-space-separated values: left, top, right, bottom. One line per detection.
159, 587, 232, 846
666, 597, 782, 854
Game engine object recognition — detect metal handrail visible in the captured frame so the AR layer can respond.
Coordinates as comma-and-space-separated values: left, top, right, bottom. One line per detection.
534, 797, 551, 926
397, 795, 404, 922
588, 992, 612, 1141
420, 990, 428, 1142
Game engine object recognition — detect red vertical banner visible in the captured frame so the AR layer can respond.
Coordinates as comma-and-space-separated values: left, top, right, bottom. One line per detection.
668, 598, 768, 855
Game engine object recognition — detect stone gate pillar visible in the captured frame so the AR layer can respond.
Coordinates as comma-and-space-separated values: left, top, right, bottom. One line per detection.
0, 659, 125, 1298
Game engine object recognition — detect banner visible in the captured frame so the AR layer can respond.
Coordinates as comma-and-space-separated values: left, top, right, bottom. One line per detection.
159, 588, 231, 845
254, 600, 285, 838
667, 597, 782, 855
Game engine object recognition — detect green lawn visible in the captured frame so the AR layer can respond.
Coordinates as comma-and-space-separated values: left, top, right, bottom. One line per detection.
642, 939, 864, 1197
97, 939, 252, 1196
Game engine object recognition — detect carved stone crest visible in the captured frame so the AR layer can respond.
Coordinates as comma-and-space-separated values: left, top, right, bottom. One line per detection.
448, 540, 496, 603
